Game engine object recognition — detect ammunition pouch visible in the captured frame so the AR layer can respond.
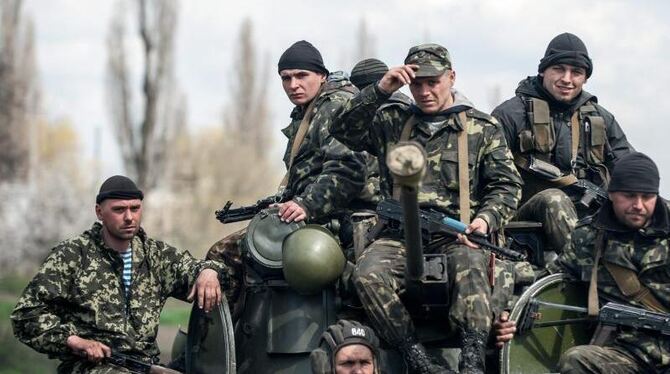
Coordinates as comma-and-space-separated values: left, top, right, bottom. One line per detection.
518, 97, 609, 186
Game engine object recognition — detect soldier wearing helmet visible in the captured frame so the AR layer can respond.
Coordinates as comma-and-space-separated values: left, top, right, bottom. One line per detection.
311, 319, 380, 374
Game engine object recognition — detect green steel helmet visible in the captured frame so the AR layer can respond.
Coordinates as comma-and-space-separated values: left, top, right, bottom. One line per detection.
282, 225, 345, 295
244, 206, 305, 273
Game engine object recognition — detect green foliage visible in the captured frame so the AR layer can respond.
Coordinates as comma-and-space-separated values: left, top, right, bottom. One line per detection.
0, 274, 30, 295
160, 302, 191, 327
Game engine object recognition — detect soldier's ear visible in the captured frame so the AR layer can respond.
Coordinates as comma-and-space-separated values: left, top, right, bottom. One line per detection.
95, 204, 103, 220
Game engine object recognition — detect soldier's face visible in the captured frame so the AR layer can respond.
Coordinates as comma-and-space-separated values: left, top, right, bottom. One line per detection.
409, 70, 455, 114
541, 64, 587, 103
96, 199, 143, 241
609, 191, 657, 229
334, 345, 374, 374
280, 69, 325, 106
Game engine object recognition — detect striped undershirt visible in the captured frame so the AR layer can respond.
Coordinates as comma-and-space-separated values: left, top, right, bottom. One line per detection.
120, 248, 132, 296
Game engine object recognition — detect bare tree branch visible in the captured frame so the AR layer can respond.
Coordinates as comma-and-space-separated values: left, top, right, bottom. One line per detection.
106, 0, 180, 190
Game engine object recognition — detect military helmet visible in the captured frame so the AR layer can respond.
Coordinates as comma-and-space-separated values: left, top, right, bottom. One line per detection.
282, 225, 345, 295
310, 319, 380, 374
243, 206, 305, 276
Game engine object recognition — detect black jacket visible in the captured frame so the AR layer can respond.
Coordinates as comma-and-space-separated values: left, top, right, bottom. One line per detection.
492, 76, 633, 174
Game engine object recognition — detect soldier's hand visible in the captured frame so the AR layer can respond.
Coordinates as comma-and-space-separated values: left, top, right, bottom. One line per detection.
457, 218, 489, 249
66, 335, 111, 363
276, 200, 307, 223
378, 65, 417, 94
188, 268, 221, 313
493, 310, 516, 349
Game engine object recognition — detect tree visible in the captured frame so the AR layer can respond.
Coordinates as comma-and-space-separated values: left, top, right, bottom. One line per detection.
0, 0, 39, 182
223, 18, 271, 159
354, 17, 375, 62
106, 0, 182, 190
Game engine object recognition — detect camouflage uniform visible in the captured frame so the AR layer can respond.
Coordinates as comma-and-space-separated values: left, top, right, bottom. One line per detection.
206, 75, 366, 305
492, 76, 633, 251
11, 222, 225, 374
547, 199, 670, 373
329, 80, 530, 348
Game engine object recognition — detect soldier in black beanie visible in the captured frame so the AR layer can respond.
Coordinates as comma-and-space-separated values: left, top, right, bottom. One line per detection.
204, 41, 368, 373
491, 32, 634, 254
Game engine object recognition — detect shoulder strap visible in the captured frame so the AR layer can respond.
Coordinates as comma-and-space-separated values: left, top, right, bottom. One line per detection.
457, 111, 470, 224
279, 91, 321, 188
588, 230, 605, 317
604, 261, 668, 313
570, 111, 580, 168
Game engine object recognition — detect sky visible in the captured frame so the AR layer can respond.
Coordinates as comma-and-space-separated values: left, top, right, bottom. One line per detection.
24, 0, 670, 193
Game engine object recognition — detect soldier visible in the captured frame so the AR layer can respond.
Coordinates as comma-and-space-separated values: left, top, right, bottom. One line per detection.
546, 152, 670, 373
311, 319, 380, 374
492, 32, 634, 252
206, 40, 366, 308
11, 175, 226, 374
330, 43, 529, 373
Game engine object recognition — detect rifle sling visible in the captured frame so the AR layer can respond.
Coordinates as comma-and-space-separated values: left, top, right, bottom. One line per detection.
588, 230, 668, 315
279, 88, 322, 188
604, 261, 668, 313
393, 112, 470, 224
588, 230, 605, 317
456, 111, 470, 224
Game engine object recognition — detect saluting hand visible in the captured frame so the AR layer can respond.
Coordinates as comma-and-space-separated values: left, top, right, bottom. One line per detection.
66, 335, 111, 363
188, 268, 221, 313
378, 65, 418, 94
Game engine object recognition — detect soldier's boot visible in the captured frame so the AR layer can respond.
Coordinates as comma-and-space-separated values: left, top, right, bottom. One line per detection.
398, 337, 456, 374
458, 329, 488, 374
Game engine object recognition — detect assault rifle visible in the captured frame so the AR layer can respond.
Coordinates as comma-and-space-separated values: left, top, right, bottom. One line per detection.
215, 189, 292, 224
518, 300, 670, 340
562, 179, 608, 211
107, 352, 181, 374
376, 199, 527, 261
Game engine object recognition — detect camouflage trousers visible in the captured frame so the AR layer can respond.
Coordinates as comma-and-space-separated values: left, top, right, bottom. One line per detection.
558, 345, 653, 374
516, 188, 578, 252
353, 238, 534, 345
206, 227, 247, 310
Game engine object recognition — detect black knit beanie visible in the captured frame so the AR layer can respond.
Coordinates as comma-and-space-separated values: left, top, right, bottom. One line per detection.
350, 58, 388, 89
96, 175, 144, 204
278, 40, 329, 75
538, 33, 593, 78
608, 152, 660, 194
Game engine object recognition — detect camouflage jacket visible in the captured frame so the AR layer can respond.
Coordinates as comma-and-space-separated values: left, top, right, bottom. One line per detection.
329, 84, 522, 231
547, 199, 670, 369
282, 76, 367, 222
11, 222, 225, 367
